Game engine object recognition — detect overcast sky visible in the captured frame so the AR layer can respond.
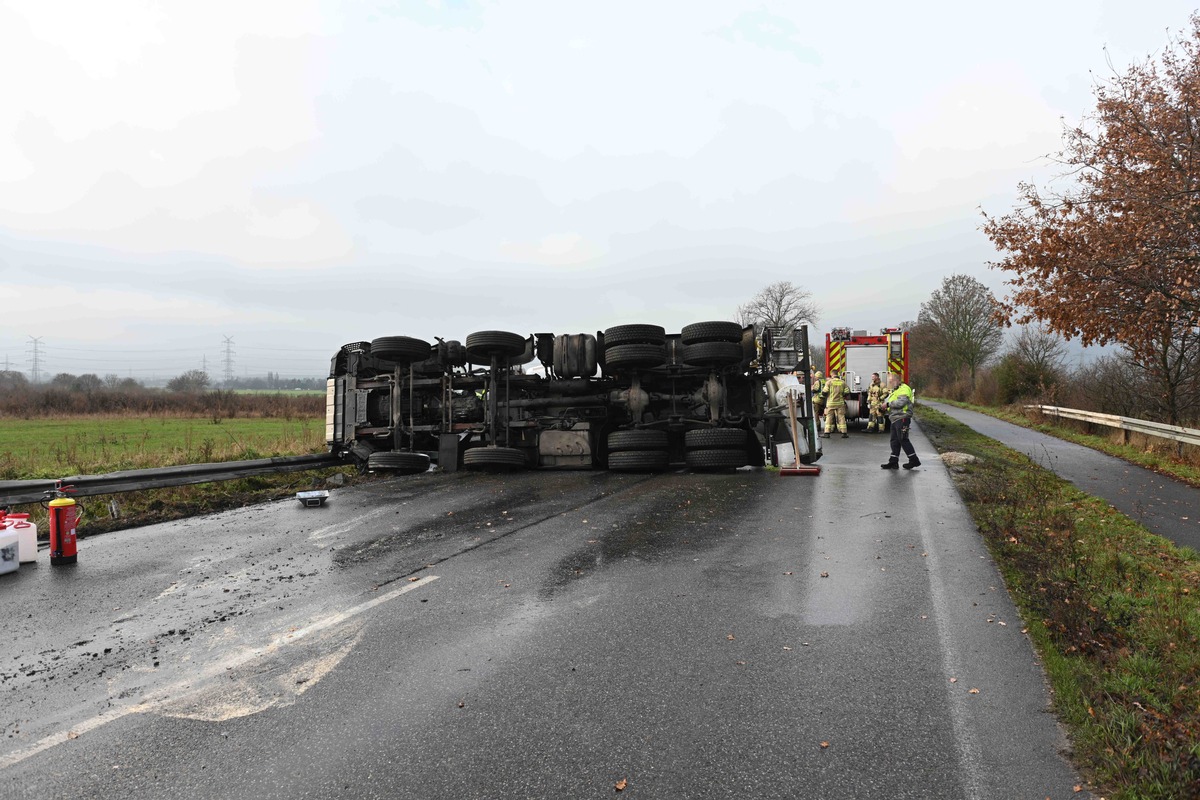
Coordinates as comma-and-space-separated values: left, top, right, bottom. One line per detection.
2, 1, 1196, 380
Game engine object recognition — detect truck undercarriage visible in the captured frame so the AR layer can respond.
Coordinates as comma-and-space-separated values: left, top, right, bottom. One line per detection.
326, 323, 820, 474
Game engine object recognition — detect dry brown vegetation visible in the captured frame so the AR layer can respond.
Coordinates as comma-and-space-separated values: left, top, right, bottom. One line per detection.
0, 386, 323, 419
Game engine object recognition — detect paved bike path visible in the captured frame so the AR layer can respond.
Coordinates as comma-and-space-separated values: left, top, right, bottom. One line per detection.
924, 401, 1200, 553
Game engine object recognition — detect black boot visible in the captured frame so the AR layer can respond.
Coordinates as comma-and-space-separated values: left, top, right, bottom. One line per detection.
881, 457, 899, 470
841, 433, 848, 439
902, 456, 922, 470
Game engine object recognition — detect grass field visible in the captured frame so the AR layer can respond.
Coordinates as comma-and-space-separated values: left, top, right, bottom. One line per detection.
0, 416, 326, 480
0, 414, 352, 536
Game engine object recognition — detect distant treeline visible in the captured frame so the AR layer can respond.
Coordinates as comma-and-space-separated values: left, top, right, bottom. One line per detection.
0, 370, 323, 418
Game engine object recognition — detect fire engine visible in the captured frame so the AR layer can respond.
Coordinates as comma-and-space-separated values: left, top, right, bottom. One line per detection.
824, 326, 909, 427
325, 323, 823, 474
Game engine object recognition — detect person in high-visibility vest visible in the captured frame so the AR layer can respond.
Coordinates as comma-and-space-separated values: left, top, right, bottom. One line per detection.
881, 372, 920, 469
821, 370, 849, 438
865, 372, 886, 433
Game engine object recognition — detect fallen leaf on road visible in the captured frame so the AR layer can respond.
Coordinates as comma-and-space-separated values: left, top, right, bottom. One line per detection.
727, 634, 736, 641
820, 572, 829, 578
968, 688, 980, 694
408, 577, 420, 582
819, 741, 829, 749
783, 646, 792, 651
67, 731, 79, 740
784, 571, 793, 575
615, 778, 627, 791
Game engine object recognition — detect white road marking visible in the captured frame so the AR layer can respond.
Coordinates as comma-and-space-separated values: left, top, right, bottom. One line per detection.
0, 575, 439, 771
914, 499, 985, 800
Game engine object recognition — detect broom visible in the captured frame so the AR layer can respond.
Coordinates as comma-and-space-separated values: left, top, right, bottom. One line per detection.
780, 390, 820, 477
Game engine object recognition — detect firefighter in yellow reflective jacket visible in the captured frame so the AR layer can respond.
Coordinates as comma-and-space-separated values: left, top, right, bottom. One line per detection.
820, 370, 849, 438
866, 372, 886, 433
810, 370, 826, 431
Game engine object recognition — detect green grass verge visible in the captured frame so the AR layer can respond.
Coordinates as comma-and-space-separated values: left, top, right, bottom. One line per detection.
0, 415, 368, 536
65, 468, 359, 536
919, 406, 1200, 799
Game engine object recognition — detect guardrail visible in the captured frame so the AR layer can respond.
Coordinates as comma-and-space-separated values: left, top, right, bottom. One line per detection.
0, 453, 345, 506
1025, 405, 1200, 448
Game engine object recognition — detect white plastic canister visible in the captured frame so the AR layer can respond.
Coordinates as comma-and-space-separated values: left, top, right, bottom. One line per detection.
5, 514, 38, 564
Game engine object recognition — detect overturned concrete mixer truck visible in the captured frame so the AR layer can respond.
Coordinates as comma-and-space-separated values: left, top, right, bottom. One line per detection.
325, 322, 821, 473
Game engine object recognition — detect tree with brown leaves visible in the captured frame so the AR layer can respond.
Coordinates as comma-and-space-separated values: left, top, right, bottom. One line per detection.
983, 15, 1200, 422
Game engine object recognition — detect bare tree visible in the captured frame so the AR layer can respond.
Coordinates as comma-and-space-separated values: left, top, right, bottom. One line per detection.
1009, 324, 1069, 374
76, 374, 103, 395
0, 370, 28, 391
993, 324, 1070, 403
167, 369, 211, 393
737, 281, 820, 332
917, 274, 1003, 386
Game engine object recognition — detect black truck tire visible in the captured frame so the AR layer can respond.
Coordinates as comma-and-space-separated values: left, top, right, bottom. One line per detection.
371, 336, 433, 364
685, 449, 747, 470
607, 430, 669, 452
602, 324, 666, 348
465, 330, 527, 362
367, 451, 430, 475
463, 446, 527, 470
604, 343, 666, 370
684, 428, 747, 449
681, 341, 743, 367
608, 450, 669, 471
680, 321, 743, 345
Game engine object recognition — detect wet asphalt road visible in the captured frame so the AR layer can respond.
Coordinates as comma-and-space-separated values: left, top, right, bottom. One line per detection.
1, 423, 1087, 799
925, 401, 1200, 553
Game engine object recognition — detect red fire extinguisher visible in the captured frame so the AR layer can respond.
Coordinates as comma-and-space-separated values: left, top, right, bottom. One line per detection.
43, 484, 81, 566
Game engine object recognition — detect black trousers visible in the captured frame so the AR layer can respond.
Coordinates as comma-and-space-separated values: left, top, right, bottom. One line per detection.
889, 417, 916, 460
